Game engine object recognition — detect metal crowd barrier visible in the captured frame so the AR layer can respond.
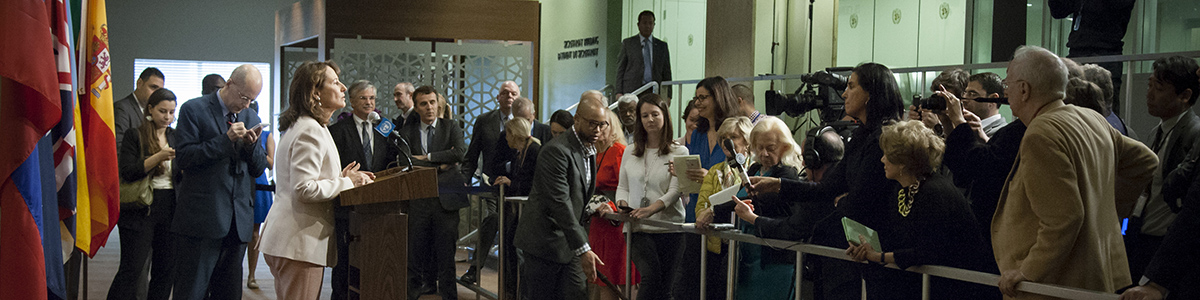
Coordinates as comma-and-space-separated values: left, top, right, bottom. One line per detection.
598, 212, 1120, 300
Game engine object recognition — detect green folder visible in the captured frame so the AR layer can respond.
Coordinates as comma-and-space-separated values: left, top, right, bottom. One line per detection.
842, 217, 882, 251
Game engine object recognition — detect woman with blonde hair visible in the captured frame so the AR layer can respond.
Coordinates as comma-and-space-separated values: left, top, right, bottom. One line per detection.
843, 120, 996, 299
587, 110, 637, 300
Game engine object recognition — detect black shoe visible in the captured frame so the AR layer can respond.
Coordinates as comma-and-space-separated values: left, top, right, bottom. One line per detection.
411, 281, 436, 296
459, 267, 480, 284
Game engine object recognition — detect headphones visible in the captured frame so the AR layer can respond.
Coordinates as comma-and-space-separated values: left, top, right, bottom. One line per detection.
803, 126, 838, 170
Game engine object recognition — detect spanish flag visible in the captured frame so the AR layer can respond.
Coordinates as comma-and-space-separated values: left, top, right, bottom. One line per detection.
74, 0, 119, 257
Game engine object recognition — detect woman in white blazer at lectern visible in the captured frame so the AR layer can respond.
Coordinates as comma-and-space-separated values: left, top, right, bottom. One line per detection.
258, 61, 374, 300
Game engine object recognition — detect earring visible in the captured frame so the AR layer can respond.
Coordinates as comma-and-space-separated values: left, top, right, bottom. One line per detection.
146, 115, 153, 121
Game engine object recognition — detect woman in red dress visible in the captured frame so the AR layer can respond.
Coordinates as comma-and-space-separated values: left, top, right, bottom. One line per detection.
588, 110, 638, 300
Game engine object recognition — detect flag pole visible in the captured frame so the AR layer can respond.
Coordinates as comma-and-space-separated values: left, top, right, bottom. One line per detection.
73, 1, 89, 299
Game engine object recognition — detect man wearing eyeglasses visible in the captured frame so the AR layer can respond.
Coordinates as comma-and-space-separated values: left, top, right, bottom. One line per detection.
171, 64, 270, 300
515, 90, 609, 300
958, 73, 1008, 137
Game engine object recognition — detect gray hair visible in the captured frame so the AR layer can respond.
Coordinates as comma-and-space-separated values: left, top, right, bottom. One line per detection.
394, 82, 414, 93
1011, 45, 1067, 99
348, 80, 376, 98
513, 96, 535, 118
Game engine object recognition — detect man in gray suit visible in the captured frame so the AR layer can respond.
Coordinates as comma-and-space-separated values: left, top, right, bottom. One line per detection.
1126, 55, 1200, 282
171, 65, 269, 300
514, 90, 609, 300
113, 67, 164, 147
400, 86, 468, 300
616, 10, 672, 98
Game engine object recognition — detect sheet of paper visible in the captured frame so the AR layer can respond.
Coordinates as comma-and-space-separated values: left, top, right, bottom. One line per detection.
706, 184, 741, 206
674, 155, 702, 194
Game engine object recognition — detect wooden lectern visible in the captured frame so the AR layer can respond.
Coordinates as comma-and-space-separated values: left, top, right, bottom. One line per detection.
338, 166, 438, 300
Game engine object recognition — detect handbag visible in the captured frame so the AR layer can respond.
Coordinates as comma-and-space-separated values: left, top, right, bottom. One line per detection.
119, 175, 153, 208
119, 136, 154, 208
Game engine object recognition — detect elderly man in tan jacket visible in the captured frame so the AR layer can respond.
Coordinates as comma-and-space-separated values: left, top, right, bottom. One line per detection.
992, 45, 1158, 299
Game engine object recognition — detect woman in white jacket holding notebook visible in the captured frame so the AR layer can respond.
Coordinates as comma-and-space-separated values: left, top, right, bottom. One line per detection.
616, 93, 688, 300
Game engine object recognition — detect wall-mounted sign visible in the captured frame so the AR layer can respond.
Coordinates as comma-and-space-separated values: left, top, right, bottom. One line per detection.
558, 36, 601, 61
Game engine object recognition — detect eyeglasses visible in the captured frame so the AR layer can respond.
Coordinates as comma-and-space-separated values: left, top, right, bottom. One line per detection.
578, 117, 609, 130
692, 94, 711, 101
962, 90, 982, 100
230, 82, 256, 103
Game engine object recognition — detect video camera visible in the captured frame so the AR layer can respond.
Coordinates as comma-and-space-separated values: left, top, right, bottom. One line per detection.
765, 68, 849, 123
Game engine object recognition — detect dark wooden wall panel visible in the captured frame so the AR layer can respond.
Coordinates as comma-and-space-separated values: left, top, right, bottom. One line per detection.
326, 0, 540, 43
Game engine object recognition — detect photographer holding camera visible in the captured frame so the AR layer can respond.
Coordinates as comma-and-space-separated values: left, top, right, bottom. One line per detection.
937, 72, 1027, 276
910, 69, 970, 137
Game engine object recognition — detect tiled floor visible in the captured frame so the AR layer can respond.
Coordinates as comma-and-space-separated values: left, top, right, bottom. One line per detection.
84, 229, 499, 299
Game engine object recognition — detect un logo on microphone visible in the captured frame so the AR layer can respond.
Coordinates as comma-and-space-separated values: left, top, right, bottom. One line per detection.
376, 118, 395, 136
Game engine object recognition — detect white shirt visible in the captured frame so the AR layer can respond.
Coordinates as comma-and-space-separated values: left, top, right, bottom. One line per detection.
1141, 111, 1186, 236
133, 93, 145, 115
352, 114, 373, 148
616, 145, 689, 232
980, 114, 1008, 137
150, 159, 172, 190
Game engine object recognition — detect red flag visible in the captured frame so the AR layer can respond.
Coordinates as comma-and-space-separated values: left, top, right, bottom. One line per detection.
0, 0, 65, 298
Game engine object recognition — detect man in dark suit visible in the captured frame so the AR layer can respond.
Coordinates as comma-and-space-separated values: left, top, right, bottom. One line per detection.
1126, 56, 1200, 281
464, 80, 519, 180
392, 82, 416, 128
461, 96, 550, 284
615, 10, 672, 98
114, 67, 164, 147
459, 81, 518, 282
514, 90, 608, 300
172, 65, 269, 300
401, 86, 468, 300
327, 80, 401, 299
1119, 64, 1200, 300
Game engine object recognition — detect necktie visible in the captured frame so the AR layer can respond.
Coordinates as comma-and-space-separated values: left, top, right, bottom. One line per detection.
642, 38, 653, 84
425, 125, 435, 155
362, 122, 373, 170
226, 112, 237, 124
1151, 127, 1165, 152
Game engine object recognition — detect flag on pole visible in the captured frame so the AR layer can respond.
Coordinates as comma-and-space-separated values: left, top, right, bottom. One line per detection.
45, 0, 76, 298
0, 0, 67, 298
75, 0, 120, 257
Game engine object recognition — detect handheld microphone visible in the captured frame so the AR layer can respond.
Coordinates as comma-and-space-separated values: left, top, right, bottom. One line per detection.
722, 138, 752, 188
370, 111, 414, 171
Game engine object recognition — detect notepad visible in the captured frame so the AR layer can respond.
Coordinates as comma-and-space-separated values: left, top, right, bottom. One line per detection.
842, 217, 882, 251
707, 184, 741, 206
674, 155, 702, 194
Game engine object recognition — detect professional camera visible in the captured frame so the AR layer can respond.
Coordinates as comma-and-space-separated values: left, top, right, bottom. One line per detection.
912, 94, 949, 111
765, 69, 849, 123
913, 94, 1009, 112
